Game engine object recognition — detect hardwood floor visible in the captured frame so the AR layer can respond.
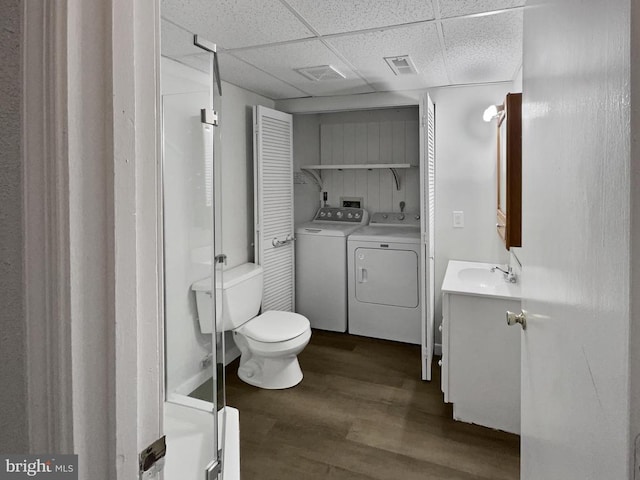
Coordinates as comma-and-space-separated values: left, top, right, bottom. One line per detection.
223, 330, 520, 480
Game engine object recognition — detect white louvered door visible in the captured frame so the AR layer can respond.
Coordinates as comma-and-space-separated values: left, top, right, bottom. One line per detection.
253, 106, 295, 312
420, 93, 436, 381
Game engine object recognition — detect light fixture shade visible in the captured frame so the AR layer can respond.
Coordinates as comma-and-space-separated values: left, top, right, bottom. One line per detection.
483, 104, 505, 122
483, 105, 499, 122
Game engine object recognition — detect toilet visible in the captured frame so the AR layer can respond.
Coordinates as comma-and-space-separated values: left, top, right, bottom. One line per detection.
191, 263, 311, 389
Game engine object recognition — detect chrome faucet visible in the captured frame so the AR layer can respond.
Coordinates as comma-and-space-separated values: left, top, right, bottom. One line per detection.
492, 265, 518, 283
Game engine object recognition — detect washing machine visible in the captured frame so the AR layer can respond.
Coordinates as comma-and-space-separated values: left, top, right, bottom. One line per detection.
347, 212, 421, 344
295, 207, 368, 332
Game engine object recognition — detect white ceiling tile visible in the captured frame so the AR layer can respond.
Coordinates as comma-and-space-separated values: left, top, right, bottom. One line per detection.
442, 11, 522, 84
233, 40, 375, 97
327, 23, 448, 92
161, 0, 314, 49
172, 54, 211, 74
284, 0, 435, 35
218, 54, 309, 99
438, 0, 525, 19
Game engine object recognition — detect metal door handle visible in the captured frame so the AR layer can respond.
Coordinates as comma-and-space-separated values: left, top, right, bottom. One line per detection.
272, 235, 295, 248
506, 310, 527, 330
357, 267, 368, 283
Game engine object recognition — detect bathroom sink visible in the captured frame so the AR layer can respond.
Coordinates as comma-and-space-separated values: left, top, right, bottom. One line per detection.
442, 261, 521, 300
457, 267, 503, 288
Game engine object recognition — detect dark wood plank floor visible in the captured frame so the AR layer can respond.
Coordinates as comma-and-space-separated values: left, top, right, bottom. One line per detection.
223, 330, 520, 480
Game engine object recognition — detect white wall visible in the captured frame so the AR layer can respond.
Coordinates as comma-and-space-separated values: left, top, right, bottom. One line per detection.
520, 0, 634, 477
220, 83, 276, 267
293, 114, 322, 224
430, 83, 515, 344
293, 107, 419, 223
0, 0, 28, 453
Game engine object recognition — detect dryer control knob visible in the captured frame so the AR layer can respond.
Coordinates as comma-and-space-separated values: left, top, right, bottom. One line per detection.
347, 213, 353, 219
355, 213, 361, 219
327, 212, 332, 217
336, 211, 343, 218
320, 211, 326, 217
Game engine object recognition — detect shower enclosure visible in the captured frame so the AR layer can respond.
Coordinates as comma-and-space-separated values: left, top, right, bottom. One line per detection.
160, 15, 229, 479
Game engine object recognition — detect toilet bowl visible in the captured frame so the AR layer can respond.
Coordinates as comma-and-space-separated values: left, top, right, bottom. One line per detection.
192, 263, 311, 389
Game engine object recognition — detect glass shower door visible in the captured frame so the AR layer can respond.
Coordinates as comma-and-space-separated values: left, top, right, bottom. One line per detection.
160, 17, 226, 479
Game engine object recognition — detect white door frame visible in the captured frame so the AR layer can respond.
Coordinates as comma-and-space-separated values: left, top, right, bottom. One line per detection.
23, 1, 163, 479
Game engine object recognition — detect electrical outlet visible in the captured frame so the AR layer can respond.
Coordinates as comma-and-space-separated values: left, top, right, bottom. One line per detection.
453, 211, 464, 228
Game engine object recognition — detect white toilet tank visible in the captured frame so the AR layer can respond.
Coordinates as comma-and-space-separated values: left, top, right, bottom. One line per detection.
192, 263, 263, 334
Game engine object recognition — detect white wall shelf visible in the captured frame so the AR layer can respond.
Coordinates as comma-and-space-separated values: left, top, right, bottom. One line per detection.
300, 163, 415, 190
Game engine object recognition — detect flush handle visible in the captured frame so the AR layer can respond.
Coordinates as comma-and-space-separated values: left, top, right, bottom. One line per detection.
506, 310, 527, 330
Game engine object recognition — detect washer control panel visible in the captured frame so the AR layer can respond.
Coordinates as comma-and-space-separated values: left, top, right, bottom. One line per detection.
314, 207, 368, 224
369, 211, 420, 226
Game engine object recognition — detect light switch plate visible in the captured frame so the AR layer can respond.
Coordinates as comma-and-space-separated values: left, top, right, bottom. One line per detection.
453, 211, 464, 228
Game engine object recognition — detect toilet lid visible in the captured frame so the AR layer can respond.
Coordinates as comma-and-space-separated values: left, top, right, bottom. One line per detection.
241, 311, 310, 343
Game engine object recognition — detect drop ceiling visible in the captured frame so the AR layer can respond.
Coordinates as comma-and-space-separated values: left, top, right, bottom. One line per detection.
161, 0, 524, 100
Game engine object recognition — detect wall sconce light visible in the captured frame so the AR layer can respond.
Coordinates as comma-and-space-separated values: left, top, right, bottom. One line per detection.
483, 104, 504, 122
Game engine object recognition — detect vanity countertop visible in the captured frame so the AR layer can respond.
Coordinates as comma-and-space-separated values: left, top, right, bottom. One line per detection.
441, 260, 521, 300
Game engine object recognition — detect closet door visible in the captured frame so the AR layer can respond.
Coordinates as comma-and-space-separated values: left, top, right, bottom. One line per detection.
420, 93, 436, 381
253, 106, 295, 312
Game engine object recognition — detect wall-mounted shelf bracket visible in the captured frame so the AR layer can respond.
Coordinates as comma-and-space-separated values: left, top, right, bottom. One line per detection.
300, 168, 323, 189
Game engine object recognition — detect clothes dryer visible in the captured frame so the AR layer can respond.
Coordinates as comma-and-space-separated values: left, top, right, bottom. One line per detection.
295, 207, 368, 332
347, 212, 421, 344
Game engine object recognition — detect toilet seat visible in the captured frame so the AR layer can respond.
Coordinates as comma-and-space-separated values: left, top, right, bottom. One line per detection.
239, 311, 309, 343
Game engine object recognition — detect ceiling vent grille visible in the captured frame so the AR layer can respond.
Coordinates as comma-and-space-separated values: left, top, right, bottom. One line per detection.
384, 55, 419, 76
295, 65, 345, 81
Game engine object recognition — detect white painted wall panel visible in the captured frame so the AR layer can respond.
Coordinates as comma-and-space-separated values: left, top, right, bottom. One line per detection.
521, 0, 632, 478
293, 107, 420, 223
320, 119, 419, 214
292, 114, 321, 224
430, 83, 513, 346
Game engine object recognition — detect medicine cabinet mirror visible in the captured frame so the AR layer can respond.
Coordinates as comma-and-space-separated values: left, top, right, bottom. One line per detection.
496, 92, 522, 249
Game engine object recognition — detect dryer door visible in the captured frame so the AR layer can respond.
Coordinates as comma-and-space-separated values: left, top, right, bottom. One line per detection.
354, 247, 419, 308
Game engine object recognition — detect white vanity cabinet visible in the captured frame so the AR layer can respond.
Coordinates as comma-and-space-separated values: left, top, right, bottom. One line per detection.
440, 261, 522, 434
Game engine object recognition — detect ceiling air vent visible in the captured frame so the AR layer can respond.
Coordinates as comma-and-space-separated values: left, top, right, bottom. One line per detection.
384, 55, 419, 76
295, 65, 346, 81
